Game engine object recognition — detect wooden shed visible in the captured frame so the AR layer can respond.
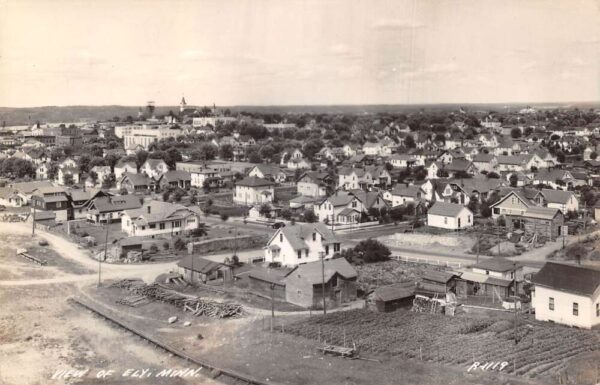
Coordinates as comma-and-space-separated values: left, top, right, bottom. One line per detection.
373, 284, 415, 312
177, 256, 234, 284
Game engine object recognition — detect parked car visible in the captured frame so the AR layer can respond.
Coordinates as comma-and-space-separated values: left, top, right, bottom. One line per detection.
271, 221, 286, 229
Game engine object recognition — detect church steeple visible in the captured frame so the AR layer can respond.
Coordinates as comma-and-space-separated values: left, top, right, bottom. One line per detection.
180, 96, 187, 113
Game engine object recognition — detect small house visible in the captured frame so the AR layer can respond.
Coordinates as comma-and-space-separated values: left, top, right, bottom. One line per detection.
177, 256, 234, 284
426, 202, 473, 230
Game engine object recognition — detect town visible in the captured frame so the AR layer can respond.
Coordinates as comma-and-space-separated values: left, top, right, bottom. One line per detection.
1, 99, 600, 385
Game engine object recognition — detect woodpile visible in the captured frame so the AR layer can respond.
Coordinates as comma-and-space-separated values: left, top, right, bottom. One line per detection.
117, 295, 151, 307
110, 279, 245, 319
411, 295, 444, 314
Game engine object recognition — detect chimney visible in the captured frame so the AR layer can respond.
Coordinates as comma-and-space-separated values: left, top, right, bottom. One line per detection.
147, 205, 151, 214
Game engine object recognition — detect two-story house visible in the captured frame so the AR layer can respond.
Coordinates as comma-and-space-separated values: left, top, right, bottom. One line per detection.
234, 177, 275, 205
263, 223, 342, 267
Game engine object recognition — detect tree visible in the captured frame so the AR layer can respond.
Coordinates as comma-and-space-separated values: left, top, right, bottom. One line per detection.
404, 135, 416, 148
590, 151, 598, 160
280, 209, 292, 220
79, 155, 91, 173
344, 239, 391, 264
164, 147, 182, 169
259, 203, 272, 218
101, 174, 116, 189
136, 150, 149, 169
509, 174, 518, 187
220, 213, 229, 222
89, 171, 98, 185
487, 171, 500, 179
248, 151, 262, 163
510, 128, 522, 139
63, 173, 74, 186
389, 206, 405, 222
303, 209, 317, 223
219, 144, 234, 160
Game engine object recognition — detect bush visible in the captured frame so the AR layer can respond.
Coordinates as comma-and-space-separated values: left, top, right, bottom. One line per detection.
174, 237, 187, 250
163, 241, 170, 250
344, 239, 391, 264
149, 244, 159, 253
220, 213, 229, 221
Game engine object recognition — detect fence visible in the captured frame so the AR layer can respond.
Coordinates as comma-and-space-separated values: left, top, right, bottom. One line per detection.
394, 255, 462, 269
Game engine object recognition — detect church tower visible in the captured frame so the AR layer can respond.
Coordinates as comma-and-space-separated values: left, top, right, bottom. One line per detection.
180, 96, 187, 113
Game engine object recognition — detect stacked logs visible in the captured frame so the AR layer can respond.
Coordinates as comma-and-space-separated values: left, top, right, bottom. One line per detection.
110, 279, 245, 318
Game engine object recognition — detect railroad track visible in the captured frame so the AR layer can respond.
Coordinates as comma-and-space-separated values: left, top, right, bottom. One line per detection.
70, 297, 276, 385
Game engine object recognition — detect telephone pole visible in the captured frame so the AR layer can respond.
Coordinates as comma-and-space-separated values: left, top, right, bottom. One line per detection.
31, 205, 36, 236
99, 222, 108, 287
320, 251, 327, 315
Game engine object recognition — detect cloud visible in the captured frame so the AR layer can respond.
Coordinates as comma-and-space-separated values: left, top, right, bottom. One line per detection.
372, 18, 424, 31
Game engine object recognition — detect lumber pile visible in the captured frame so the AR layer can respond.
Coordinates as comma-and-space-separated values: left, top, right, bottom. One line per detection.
411, 295, 444, 314
183, 301, 244, 318
117, 295, 151, 307
110, 279, 245, 319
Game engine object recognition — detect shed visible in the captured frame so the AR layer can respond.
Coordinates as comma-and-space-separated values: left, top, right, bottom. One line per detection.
177, 256, 233, 284
374, 283, 415, 312
247, 267, 290, 300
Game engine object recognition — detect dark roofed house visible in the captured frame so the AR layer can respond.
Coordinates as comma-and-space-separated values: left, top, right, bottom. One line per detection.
117, 172, 153, 194
85, 195, 143, 223
177, 255, 233, 284
157, 170, 192, 189
531, 262, 600, 328
283, 258, 357, 308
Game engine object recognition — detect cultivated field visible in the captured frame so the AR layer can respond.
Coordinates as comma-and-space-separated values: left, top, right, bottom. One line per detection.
283, 309, 600, 380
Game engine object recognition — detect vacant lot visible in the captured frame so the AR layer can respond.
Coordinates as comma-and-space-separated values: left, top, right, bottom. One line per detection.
283, 308, 600, 382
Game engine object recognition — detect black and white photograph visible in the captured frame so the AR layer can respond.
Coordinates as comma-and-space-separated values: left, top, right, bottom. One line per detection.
1, 1, 600, 384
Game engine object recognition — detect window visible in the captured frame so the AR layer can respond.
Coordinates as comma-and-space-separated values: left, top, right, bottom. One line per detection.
305, 250, 308, 258
159, 223, 165, 230
573, 302, 578, 316
549, 297, 554, 311
312, 233, 316, 241
493, 208, 500, 214
297, 250, 302, 259
444, 217, 448, 224
468, 216, 471, 223
141, 226, 146, 230
56, 202, 62, 208
280, 234, 283, 242
597, 303, 599, 317
149, 224, 156, 229
325, 245, 329, 255
334, 243, 340, 252
352, 200, 357, 208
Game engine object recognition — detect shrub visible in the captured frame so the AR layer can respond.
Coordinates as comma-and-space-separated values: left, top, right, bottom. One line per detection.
344, 239, 391, 264
174, 237, 187, 250
149, 244, 159, 253
163, 241, 170, 250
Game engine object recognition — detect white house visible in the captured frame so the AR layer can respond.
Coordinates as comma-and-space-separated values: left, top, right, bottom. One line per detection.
114, 160, 138, 179
264, 223, 342, 267
233, 177, 275, 206
537, 189, 579, 213
427, 202, 473, 230
470, 258, 524, 281
0, 187, 28, 207
36, 163, 50, 180
313, 191, 363, 224
121, 200, 202, 237
390, 185, 423, 207
140, 159, 169, 180
532, 262, 600, 329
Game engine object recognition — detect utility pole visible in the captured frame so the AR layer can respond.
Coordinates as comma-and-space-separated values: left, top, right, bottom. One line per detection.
320, 251, 327, 315
513, 262, 518, 374
31, 204, 36, 236
99, 222, 108, 287
270, 283, 275, 319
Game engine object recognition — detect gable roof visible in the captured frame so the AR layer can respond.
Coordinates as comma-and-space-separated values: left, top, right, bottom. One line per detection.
532, 262, 600, 297
89, 195, 143, 213
471, 258, 520, 273
428, 202, 470, 217
521, 206, 562, 220
177, 256, 228, 273
236, 176, 275, 187
158, 170, 191, 183
124, 200, 200, 225
539, 189, 575, 205
119, 172, 152, 186
374, 284, 415, 302
284, 257, 357, 284
391, 184, 422, 198
11, 180, 54, 195
272, 222, 339, 251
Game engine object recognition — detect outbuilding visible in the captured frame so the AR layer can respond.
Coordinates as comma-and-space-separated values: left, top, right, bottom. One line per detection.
373, 284, 415, 312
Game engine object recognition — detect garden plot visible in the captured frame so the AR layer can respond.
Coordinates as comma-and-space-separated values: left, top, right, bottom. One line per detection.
283, 309, 600, 379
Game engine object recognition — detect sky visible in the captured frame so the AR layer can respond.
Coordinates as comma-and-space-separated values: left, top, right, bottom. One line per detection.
0, 0, 599, 107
